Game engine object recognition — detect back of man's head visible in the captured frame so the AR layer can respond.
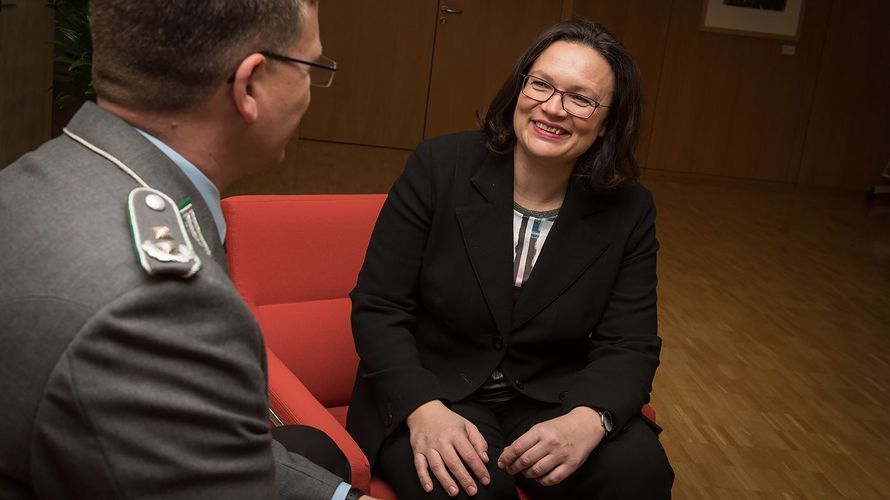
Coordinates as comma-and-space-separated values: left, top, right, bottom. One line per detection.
90, 0, 317, 113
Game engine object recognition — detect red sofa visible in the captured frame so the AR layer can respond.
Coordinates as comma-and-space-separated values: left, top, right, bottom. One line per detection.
222, 194, 655, 499
223, 194, 393, 497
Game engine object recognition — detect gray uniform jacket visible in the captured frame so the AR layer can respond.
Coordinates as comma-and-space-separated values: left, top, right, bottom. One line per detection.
0, 102, 343, 499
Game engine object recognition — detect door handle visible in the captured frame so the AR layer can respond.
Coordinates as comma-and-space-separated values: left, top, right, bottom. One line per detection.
439, 4, 462, 24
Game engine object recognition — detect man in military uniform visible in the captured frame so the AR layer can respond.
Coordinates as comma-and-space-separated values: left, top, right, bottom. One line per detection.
0, 1, 375, 499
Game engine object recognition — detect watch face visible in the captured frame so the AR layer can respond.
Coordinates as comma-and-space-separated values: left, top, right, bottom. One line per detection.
601, 410, 614, 432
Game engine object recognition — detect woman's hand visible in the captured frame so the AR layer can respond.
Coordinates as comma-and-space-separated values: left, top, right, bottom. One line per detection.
497, 406, 604, 486
406, 400, 491, 496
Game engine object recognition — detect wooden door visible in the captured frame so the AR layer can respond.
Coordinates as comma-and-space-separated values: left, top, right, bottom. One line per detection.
298, 0, 439, 150
423, 0, 564, 139
0, 0, 54, 168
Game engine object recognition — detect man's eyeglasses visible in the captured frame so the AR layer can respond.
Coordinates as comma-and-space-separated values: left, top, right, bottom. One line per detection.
260, 50, 337, 88
520, 74, 607, 119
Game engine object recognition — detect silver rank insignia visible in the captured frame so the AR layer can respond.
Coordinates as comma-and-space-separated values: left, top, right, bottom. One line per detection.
178, 198, 212, 257
127, 187, 201, 278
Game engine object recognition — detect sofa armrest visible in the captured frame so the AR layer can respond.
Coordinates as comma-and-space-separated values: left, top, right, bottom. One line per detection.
266, 348, 372, 491
642, 403, 656, 422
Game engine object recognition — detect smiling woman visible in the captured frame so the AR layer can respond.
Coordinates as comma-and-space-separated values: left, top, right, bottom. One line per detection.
346, 17, 672, 500
511, 40, 615, 201
482, 19, 643, 195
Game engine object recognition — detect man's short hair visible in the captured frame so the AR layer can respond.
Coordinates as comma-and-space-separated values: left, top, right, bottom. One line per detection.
90, 0, 317, 112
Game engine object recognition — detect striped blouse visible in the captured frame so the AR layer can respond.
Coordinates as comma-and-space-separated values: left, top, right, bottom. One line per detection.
513, 202, 559, 287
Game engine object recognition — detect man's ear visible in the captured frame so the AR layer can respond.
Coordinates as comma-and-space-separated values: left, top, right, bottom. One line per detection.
231, 53, 267, 124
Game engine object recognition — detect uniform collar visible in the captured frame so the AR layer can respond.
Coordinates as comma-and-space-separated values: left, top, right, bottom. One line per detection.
135, 129, 226, 243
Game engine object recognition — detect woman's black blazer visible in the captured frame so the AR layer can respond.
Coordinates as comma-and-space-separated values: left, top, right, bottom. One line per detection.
347, 130, 661, 466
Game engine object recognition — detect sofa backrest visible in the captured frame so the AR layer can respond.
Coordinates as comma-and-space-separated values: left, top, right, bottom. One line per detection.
222, 194, 386, 408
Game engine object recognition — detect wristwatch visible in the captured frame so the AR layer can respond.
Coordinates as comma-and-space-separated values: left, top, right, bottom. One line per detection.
345, 486, 365, 500
597, 409, 614, 436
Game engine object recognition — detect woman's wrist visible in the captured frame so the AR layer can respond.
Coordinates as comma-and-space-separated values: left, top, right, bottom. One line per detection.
406, 399, 444, 428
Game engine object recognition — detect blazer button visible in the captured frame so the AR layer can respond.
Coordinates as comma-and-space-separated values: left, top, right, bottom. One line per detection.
384, 413, 393, 427
514, 377, 524, 390
493, 337, 504, 350
558, 391, 567, 401
461, 373, 473, 385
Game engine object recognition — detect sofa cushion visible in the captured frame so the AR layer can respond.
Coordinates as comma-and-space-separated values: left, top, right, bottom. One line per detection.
257, 298, 358, 407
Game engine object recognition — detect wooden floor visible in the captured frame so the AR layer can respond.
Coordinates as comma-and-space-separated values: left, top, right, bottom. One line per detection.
229, 140, 890, 498
646, 173, 890, 499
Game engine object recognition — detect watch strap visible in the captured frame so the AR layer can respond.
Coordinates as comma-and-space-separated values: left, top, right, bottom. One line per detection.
345, 486, 365, 500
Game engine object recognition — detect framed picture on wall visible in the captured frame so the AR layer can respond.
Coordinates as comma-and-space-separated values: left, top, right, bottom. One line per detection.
701, 0, 805, 40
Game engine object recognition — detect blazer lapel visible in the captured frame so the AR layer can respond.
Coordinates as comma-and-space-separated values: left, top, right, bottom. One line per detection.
455, 153, 514, 337
512, 184, 611, 330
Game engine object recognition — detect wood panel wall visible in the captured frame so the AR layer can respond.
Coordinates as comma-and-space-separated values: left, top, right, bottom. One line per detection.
0, 1, 54, 168
17, 1, 888, 193
571, 0, 674, 168
298, 0, 439, 150
650, 0, 829, 183
423, 0, 564, 139
797, 0, 890, 190
575, 0, 890, 191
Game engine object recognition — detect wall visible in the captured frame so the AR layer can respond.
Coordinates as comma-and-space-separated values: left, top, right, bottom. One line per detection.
0, 1, 54, 168
11, 1, 887, 193
570, 0, 673, 169
797, 0, 890, 189
298, 0, 567, 148
576, 0, 890, 191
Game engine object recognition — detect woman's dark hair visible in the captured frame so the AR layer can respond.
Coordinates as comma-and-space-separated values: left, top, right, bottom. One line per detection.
481, 18, 642, 192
